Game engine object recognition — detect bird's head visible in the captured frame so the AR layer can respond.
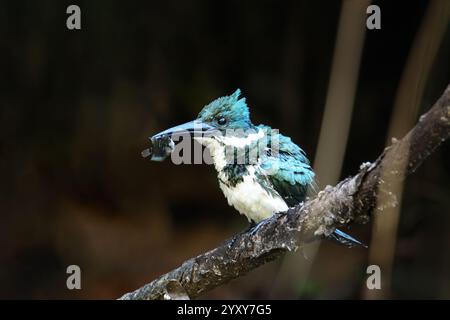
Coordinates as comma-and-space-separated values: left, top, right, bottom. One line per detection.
196, 89, 252, 131
152, 89, 253, 140
148, 89, 262, 163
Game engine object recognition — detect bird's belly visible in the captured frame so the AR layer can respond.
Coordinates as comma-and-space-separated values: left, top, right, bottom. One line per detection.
219, 175, 288, 223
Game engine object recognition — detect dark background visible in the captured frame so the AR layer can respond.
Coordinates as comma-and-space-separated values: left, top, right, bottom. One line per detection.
0, 0, 449, 299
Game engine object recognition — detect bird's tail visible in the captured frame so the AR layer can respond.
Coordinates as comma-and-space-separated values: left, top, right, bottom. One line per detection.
329, 229, 367, 248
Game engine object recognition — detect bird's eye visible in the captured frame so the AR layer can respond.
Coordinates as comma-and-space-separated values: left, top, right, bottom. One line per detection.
217, 117, 226, 125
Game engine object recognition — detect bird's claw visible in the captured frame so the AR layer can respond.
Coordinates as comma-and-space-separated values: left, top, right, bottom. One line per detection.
248, 219, 268, 236
227, 220, 267, 250
227, 237, 237, 249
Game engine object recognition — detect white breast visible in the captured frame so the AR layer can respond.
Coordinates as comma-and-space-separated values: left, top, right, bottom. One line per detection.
195, 129, 288, 222
219, 167, 288, 223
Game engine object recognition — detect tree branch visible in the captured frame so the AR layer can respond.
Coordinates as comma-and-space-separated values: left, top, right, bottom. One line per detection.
119, 84, 450, 300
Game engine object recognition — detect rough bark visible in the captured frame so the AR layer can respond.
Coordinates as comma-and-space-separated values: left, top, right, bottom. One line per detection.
119, 84, 450, 300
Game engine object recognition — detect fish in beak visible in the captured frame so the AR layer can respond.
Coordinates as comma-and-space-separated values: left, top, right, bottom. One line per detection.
142, 120, 216, 161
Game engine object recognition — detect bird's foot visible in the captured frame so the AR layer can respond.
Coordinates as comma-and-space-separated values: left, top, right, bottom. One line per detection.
227, 224, 254, 249
247, 219, 269, 237
227, 237, 237, 249
227, 221, 265, 249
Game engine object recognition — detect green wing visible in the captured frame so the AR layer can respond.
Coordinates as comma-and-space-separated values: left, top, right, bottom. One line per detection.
256, 126, 315, 207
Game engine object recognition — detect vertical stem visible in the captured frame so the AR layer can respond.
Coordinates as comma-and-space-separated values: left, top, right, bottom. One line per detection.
365, 0, 450, 299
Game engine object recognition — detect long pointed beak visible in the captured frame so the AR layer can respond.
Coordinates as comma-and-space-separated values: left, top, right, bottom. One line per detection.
152, 120, 215, 139
143, 120, 216, 161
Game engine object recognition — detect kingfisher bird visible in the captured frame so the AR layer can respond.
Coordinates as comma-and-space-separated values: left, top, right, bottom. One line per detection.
148, 89, 364, 247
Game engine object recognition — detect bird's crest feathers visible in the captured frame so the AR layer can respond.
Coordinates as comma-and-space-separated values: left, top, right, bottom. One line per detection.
197, 89, 252, 129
